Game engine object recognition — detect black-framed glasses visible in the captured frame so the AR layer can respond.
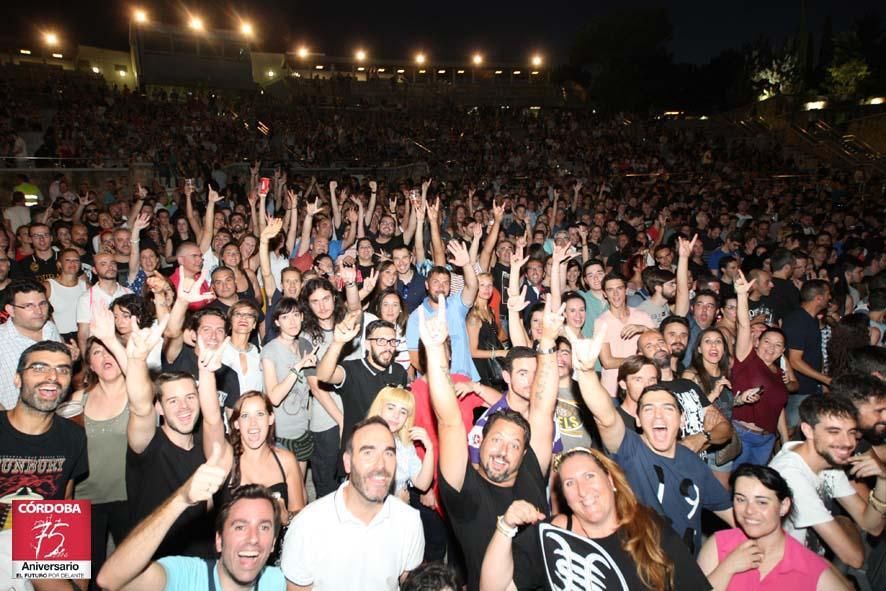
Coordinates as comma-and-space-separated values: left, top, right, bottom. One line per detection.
11, 301, 50, 311
24, 363, 73, 376
367, 337, 402, 347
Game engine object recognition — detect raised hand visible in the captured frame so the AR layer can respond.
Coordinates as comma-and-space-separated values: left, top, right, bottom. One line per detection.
471, 222, 483, 240
388, 196, 398, 214
507, 286, 529, 312
66, 339, 80, 363
197, 335, 228, 371
676, 233, 698, 259
338, 264, 357, 286
541, 300, 566, 341
346, 208, 359, 224
260, 218, 284, 243
421, 178, 432, 197
426, 197, 440, 222
368, 180, 378, 193
78, 194, 94, 207
447, 241, 471, 268
733, 269, 756, 296
177, 268, 215, 304
90, 301, 117, 343
127, 315, 170, 360
418, 294, 449, 346
183, 442, 227, 505
361, 268, 378, 293
334, 311, 362, 344
572, 327, 607, 372
578, 225, 589, 242
306, 197, 321, 217
492, 199, 505, 221
247, 190, 258, 208
137, 183, 148, 199
329, 180, 338, 194
132, 212, 151, 233
208, 187, 223, 204
552, 242, 571, 267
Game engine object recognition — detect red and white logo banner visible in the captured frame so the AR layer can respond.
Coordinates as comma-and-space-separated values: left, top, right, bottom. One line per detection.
11, 500, 90, 579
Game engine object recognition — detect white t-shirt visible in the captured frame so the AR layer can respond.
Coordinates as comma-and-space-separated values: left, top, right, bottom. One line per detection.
769, 441, 857, 551
3, 205, 31, 234
76, 283, 133, 326
281, 481, 423, 590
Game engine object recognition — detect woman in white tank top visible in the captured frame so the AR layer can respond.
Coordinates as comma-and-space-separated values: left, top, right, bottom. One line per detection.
44, 248, 88, 338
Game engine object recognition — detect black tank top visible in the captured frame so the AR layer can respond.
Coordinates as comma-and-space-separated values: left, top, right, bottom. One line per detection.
218, 448, 288, 507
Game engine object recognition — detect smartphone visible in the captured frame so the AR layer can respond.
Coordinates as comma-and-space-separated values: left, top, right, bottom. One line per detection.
259, 177, 271, 195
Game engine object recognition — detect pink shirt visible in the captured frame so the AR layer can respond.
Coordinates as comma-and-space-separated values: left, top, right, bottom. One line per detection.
594, 307, 654, 396
715, 528, 828, 591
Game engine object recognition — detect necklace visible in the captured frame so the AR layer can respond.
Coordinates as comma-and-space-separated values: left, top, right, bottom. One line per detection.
230, 342, 252, 354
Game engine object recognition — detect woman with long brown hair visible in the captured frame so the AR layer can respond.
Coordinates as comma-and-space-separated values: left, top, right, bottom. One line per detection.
467, 272, 507, 389
197, 343, 305, 526
480, 447, 710, 590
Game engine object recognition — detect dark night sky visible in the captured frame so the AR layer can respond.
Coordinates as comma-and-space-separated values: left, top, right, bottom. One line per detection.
11, 1, 885, 65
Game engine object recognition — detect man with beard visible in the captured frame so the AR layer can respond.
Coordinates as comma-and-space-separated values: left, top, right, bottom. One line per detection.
70, 223, 93, 267
406, 242, 479, 380
227, 212, 248, 241
280, 416, 424, 589
769, 396, 886, 569
637, 328, 732, 455
75, 252, 131, 353
315, 315, 408, 463
466, 345, 564, 463
423, 295, 560, 590
0, 281, 67, 409
831, 373, 885, 449
747, 268, 776, 326
126, 312, 216, 558
98, 460, 286, 590
0, 341, 87, 589
392, 244, 427, 314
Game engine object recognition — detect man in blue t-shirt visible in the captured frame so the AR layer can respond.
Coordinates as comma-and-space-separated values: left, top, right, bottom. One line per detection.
406, 242, 479, 380
572, 332, 734, 556
97, 449, 285, 591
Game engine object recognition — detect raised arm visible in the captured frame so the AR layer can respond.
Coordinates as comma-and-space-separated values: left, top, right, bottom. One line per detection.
163, 268, 214, 364
96, 445, 226, 591
420, 295, 470, 491
675, 234, 695, 317
734, 269, 755, 362
284, 189, 299, 256
507, 243, 530, 347
573, 328, 625, 453
313, 311, 361, 385
448, 240, 478, 307
479, 500, 545, 591
196, 338, 234, 474
426, 197, 447, 267
183, 186, 203, 240
413, 198, 427, 265
329, 180, 341, 229
548, 243, 570, 313
73, 193, 93, 224
128, 213, 151, 284
259, 218, 284, 298
90, 302, 130, 374
296, 198, 320, 257
529, 300, 563, 474
365, 180, 378, 227
125, 316, 169, 454
479, 200, 504, 272
197, 188, 222, 253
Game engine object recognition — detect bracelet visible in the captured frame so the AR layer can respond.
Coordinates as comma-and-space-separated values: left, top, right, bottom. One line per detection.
869, 491, 886, 515
536, 344, 556, 355
130, 239, 140, 244
496, 515, 518, 538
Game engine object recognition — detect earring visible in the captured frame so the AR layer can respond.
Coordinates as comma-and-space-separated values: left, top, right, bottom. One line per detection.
612, 487, 617, 492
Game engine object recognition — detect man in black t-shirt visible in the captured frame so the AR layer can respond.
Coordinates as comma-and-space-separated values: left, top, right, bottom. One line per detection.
418, 295, 560, 591
11, 223, 58, 282
125, 322, 214, 558
314, 315, 408, 463
0, 341, 87, 588
783, 280, 831, 427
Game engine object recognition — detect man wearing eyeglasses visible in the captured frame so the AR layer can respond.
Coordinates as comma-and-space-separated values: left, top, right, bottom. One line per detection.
315, 314, 407, 471
0, 340, 88, 589
11, 223, 57, 282
0, 280, 65, 410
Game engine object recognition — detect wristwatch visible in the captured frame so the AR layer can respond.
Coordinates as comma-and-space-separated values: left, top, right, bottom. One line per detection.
702, 430, 712, 444
536, 343, 557, 355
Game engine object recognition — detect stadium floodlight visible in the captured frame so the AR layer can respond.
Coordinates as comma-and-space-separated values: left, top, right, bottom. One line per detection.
415, 53, 426, 65
296, 46, 309, 59
188, 16, 204, 31
472, 53, 483, 66
355, 49, 367, 62
133, 9, 148, 23
240, 22, 254, 37
531, 54, 543, 67
44, 32, 59, 46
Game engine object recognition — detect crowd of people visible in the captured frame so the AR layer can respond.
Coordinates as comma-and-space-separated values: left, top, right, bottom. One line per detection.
0, 70, 885, 591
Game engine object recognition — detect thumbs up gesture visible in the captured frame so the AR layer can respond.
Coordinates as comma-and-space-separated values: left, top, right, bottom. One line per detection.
183, 442, 228, 505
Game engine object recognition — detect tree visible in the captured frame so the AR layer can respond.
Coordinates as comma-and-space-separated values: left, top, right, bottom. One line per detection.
825, 32, 871, 101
